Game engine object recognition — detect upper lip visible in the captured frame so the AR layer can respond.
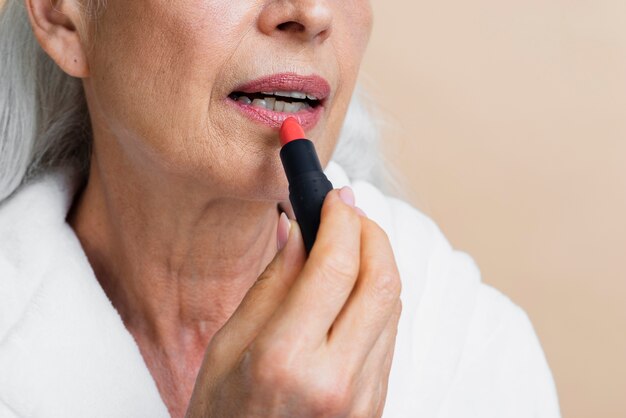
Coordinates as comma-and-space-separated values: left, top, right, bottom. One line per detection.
231, 73, 331, 101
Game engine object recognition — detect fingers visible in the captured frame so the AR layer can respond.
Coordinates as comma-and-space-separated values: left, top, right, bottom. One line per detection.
352, 299, 402, 417
261, 188, 363, 345
210, 215, 306, 358
328, 217, 402, 368
198, 188, 400, 418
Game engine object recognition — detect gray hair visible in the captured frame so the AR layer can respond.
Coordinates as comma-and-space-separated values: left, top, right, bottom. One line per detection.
0, 0, 389, 203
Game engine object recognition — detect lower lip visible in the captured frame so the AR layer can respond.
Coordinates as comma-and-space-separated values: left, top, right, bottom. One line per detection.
225, 98, 324, 132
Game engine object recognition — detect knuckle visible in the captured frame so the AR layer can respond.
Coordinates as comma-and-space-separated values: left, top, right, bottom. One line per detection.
247, 339, 301, 388
309, 376, 354, 416
361, 220, 401, 301
317, 250, 358, 285
248, 348, 291, 387
249, 260, 291, 297
255, 262, 279, 286
248, 275, 271, 296
372, 270, 402, 304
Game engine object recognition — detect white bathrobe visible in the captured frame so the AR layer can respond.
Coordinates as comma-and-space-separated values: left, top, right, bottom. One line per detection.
0, 162, 560, 417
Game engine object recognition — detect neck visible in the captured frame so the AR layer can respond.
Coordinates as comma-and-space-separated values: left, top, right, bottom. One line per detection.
68, 147, 280, 351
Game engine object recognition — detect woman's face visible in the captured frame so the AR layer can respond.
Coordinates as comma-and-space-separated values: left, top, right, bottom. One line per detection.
83, 0, 373, 200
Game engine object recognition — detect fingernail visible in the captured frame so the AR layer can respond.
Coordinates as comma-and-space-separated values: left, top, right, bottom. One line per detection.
338, 186, 355, 207
277, 212, 291, 251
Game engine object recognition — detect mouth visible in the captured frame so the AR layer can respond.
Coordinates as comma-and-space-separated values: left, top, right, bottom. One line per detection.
226, 73, 331, 132
229, 91, 321, 113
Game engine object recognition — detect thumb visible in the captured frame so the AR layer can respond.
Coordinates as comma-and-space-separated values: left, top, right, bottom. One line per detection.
214, 214, 306, 354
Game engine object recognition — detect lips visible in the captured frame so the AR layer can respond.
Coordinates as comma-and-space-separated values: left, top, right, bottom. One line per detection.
226, 73, 331, 131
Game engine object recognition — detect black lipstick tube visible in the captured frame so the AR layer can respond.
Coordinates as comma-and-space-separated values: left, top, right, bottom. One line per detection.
280, 139, 333, 254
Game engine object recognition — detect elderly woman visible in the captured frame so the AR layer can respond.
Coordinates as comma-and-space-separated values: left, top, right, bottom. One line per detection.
0, 0, 560, 417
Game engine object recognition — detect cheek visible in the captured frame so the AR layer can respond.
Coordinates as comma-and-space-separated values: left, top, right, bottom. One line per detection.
82, 0, 372, 199
86, 1, 257, 166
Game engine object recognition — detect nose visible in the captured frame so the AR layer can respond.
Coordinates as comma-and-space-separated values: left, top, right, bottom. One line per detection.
258, 0, 333, 43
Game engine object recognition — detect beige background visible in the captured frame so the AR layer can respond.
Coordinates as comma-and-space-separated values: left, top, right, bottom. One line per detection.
362, 1, 626, 417
3, 0, 624, 416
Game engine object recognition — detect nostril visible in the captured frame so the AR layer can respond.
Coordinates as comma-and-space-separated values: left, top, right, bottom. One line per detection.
277, 21, 305, 32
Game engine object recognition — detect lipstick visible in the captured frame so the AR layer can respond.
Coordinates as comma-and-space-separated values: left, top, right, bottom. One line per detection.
279, 117, 334, 254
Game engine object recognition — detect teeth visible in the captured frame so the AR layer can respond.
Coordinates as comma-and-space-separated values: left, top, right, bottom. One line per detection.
251, 98, 267, 108
274, 100, 285, 112
237, 96, 252, 105
235, 94, 312, 113
283, 102, 301, 113
258, 91, 313, 100
274, 91, 308, 100
291, 92, 308, 100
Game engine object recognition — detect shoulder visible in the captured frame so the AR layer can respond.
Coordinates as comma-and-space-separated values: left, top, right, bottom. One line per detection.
0, 170, 169, 417
440, 284, 561, 417
0, 168, 79, 340
362, 187, 560, 416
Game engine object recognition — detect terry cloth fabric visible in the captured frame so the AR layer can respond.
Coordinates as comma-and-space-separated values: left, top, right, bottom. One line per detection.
0, 162, 561, 417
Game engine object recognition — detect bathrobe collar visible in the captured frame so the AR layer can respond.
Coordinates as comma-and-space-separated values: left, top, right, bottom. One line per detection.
0, 163, 350, 417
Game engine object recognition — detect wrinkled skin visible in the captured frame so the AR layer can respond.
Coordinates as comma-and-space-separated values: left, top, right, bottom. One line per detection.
188, 190, 402, 417
25, 0, 402, 416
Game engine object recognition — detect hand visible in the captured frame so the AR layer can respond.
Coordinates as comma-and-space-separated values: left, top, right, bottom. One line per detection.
186, 187, 402, 418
